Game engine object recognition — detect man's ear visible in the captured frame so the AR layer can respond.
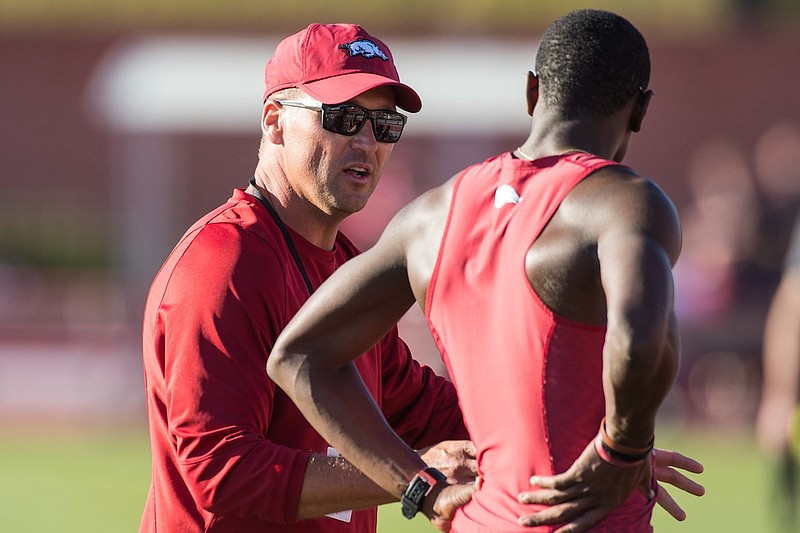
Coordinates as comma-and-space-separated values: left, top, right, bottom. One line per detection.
526, 71, 539, 117
262, 100, 283, 143
630, 89, 653, 133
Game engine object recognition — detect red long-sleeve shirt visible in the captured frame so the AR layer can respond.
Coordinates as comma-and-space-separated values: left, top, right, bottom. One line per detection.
140, 188, 467, 532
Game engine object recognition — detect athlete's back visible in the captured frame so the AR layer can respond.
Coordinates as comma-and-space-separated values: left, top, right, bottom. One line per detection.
425, 152, 660, 532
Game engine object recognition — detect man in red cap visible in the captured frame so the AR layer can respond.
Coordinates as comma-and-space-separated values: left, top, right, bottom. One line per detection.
139, 23, 473, 533
140, 22, 702, 533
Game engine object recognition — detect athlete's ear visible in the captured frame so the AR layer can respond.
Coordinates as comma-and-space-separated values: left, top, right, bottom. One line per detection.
630, 88, 653, 133
262, 99, 284, 143
525, 71, 539, 117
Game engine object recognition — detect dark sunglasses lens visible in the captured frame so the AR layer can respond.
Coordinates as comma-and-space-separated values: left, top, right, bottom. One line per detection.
321, 104, 406, 143
372, 112, 406, 143
323, 106, 366, 135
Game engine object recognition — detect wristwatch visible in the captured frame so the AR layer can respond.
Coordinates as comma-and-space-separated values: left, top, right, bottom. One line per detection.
400, 467, 448, 519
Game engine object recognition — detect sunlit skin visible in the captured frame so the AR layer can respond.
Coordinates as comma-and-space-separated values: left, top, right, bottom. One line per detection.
254, 86, 397, 250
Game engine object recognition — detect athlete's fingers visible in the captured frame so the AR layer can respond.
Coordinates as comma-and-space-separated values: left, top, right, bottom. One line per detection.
517, 500, 590, 527
654, 449, 704, 474
518, 487, 583, 506
528, 472, 577, 491
655, 486, 686, 521
428, 516, 453, 533
517, 486, 586, 505
548, 507, 611, 533
655, 467, 706, 497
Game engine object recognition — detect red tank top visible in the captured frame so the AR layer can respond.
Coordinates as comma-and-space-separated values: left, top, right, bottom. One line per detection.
426, 152, 655, 532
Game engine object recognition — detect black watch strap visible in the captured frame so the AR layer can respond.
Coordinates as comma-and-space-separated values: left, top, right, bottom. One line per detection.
400, 467, 448, 519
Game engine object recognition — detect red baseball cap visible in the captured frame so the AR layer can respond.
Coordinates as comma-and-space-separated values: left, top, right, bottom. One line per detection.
263, 23, 422, 113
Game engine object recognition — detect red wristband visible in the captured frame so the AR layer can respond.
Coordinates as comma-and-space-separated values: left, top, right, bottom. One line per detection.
599, 417, 654, 458
594, 435, 647, 468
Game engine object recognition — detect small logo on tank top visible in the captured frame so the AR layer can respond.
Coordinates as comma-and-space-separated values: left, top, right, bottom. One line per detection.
494, 184, 521, 208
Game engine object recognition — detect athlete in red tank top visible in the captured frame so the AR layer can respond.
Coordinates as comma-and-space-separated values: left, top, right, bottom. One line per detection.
427, 152, 655, 531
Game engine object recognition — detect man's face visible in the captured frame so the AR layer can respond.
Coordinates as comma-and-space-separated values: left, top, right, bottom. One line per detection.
279, 86, 398, 220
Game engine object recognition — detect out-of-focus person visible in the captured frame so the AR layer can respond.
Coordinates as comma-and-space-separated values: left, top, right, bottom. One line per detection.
757, 213, 800, 529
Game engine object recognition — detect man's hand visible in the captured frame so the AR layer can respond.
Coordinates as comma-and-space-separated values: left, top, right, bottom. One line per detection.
419, 440, 478, 484
516, 444, 704, 532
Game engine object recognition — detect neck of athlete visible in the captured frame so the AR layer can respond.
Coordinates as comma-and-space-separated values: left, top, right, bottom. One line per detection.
518, 106, 633, 163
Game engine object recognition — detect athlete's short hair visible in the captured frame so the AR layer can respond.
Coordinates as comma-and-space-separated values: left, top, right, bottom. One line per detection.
534, 9, 650, 118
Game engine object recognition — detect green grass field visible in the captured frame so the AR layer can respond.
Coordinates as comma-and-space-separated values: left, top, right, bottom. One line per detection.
0, 425, 791, 532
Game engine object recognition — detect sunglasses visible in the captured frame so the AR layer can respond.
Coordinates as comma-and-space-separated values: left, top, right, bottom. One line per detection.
275, 100, 407, 143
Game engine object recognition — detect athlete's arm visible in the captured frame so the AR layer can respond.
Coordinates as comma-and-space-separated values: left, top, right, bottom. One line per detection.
269, 184, 473, 529
597, 173, 681, 447
517, 171, 686, 532
297, 440, 476, 518
269, 206, 426, 494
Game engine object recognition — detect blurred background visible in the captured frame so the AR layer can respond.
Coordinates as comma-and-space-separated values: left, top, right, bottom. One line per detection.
1, 0, 799, 530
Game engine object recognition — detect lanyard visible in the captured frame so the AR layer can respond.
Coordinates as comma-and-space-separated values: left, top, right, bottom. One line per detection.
247, 177, 315, 295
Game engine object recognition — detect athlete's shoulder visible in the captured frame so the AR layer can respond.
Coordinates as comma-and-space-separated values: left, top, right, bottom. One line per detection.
581, 164, 675, 210
393, 175, 457, 236
579, 166, 681, 261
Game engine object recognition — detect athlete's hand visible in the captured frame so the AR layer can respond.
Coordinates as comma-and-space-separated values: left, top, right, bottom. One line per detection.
419, 440, 478, 484
516, 439, 654, 532
651, 448, 705, 520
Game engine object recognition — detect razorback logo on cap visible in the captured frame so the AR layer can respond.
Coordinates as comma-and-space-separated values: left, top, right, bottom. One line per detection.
338, 39, 389, 61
